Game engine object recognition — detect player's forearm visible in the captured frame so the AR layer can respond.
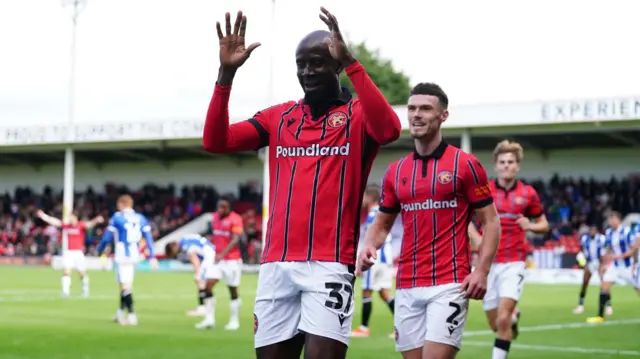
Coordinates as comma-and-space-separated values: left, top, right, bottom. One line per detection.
363, 224, 389, 250
528, 217, 549, 233
219, 236, 240, 258
345, 62, 401, 145
96, 235, 112, 255
203, 83, 233, 153
144, 235, 156, 259
39, 213, 62, 227
476, 218, 500, 274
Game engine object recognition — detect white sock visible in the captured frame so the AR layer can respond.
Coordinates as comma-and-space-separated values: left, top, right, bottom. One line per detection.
61, 275, 71, 295
229, 298, 241, 322
204, 296, 215, 322
82, 276, 90, 295
492, 339, 510, 359
492, 347, 508, 359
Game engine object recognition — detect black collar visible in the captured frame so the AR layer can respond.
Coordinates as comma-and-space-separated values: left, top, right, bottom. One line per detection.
413, 140, 448, 160
495, 179, 520, 193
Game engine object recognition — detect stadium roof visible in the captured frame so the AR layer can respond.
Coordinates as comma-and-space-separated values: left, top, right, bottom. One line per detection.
1, 129, 639, 166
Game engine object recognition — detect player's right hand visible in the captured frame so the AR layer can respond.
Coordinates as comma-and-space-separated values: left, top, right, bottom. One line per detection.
355, 246, 377, 276
216, 11, 261, 70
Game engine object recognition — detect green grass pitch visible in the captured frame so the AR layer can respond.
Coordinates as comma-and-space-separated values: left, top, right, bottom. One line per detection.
0, 267, 638, 358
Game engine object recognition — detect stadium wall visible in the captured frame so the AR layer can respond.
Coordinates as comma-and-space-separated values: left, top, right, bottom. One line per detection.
0, 147, 636, 193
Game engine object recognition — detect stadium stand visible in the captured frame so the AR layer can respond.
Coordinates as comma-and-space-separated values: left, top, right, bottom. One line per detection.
2, 175, 639, 269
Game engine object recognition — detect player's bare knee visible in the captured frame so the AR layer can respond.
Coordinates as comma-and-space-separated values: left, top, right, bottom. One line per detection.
495, 312, 513, 336
304, 333, 347, 359
255, 333, 304, 359
120, 283, 131, 292
601, 281, 613, 291
422, 341, 458, 359
378, 289, 391, 301
400, 347, 422, 359
362, 289, 373, 298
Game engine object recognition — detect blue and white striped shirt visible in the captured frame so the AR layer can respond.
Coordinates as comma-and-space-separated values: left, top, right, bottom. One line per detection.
360, 206, 393, 264
97, 209, 154, 262
605, 226, 635, 268
179, 234, 216, 261
580, 232, 606, 263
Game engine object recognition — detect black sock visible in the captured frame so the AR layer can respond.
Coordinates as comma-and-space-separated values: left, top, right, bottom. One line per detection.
386, 298, 395, 314
198, 289, 206, 306
119, 292, 126, 310
598, 291, 610, 317
494, 338, 511, 353
578, 290, 585, 305
362, 299, 372, 327
122, 290, 134, 313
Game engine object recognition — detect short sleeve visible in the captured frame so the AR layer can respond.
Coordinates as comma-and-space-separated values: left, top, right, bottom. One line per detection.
141, 216, 152, 233
107, 218, 116, 232
231, 215, 244, 235
77, 222, 86, 231
462, 155, 493, 209
379, 165, 401, 214
525, 189, 544, 218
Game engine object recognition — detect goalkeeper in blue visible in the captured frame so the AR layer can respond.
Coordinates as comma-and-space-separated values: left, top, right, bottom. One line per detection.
165, 234, 219, 329
97, 195, 158, 326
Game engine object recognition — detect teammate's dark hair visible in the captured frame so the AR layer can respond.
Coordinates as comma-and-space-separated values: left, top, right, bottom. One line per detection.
609, 211, 622, 220
410, 82, 448, 109
364, 185, 380, 203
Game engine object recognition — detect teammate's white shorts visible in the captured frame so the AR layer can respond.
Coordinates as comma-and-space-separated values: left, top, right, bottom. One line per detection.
218, 259, 243, 287
361, 263, 393, 291
62, 250, 86, 272
115, 262, 136, 286
603, 265, 639, 288
253, 261, 355, 349
483, 261, 526, 311
394, 283, 468, 352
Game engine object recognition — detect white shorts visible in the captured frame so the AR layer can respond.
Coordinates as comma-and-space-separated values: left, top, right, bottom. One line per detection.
218, 259, 243, 287
198, 261, 221, 281
253, 261, 356, 349
585, 261, 601, 277
115, 262, 136, 286
483, 261, 526, 311
603, 265, 639, 287
63, 250, 86, 272
361, 263, 394, 291
394, 283, 468, 352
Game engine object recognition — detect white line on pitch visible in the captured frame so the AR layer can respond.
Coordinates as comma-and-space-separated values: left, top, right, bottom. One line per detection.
463, 318, 640, 337
0, 293, 196, 302
464, 341, 640, 356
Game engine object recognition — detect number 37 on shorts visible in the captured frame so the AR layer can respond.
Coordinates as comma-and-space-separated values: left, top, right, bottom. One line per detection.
253, 262, 356, 348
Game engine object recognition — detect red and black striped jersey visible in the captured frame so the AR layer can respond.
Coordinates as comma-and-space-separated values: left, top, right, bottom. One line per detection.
379, 141, 493, 289
203, 62, 402, 266
489, 180, 543, 263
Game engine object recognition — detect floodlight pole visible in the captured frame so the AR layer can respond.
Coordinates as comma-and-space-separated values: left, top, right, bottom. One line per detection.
61, 0, 87, 255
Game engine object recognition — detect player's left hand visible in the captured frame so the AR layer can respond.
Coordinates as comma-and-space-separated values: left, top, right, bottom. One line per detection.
149, 258, 159, 270
461, 269, 488, 300
215, 254, 223, 264
516, 215, 531, 231
318, 7, 355, 67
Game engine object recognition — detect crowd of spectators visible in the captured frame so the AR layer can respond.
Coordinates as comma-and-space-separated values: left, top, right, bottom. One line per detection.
1, 175, 639, 258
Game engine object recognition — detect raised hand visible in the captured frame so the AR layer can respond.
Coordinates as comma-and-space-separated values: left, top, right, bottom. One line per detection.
318, 7, 355, 66
216, 11, 261, 70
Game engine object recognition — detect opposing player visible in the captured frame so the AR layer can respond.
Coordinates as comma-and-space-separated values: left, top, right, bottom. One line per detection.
587, 212, 637, 323
97, 195, 158, 326
165, 234, 220, 329
351, 186, 395, 339
572, 225, 607, 314
203, 8, 401, 359
36, 210, 104, 297
468, 140, 548, 358
357, 83, 501, 359
610, 223, 640, 296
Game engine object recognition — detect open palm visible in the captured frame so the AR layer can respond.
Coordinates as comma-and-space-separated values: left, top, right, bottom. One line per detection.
216, 11, 261, 69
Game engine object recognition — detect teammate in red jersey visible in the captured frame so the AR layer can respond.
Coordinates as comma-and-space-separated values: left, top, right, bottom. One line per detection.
36, 210, 104, 297
357, 83, 500, 359
468, 140, 549, 359
203, 8, 401, 359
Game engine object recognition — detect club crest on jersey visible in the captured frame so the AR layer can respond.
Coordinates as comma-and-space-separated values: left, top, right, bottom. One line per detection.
514, 196, 524, 205
437, 171, 453, 185
254, 314, 258, 334
328, 112, 347, 128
